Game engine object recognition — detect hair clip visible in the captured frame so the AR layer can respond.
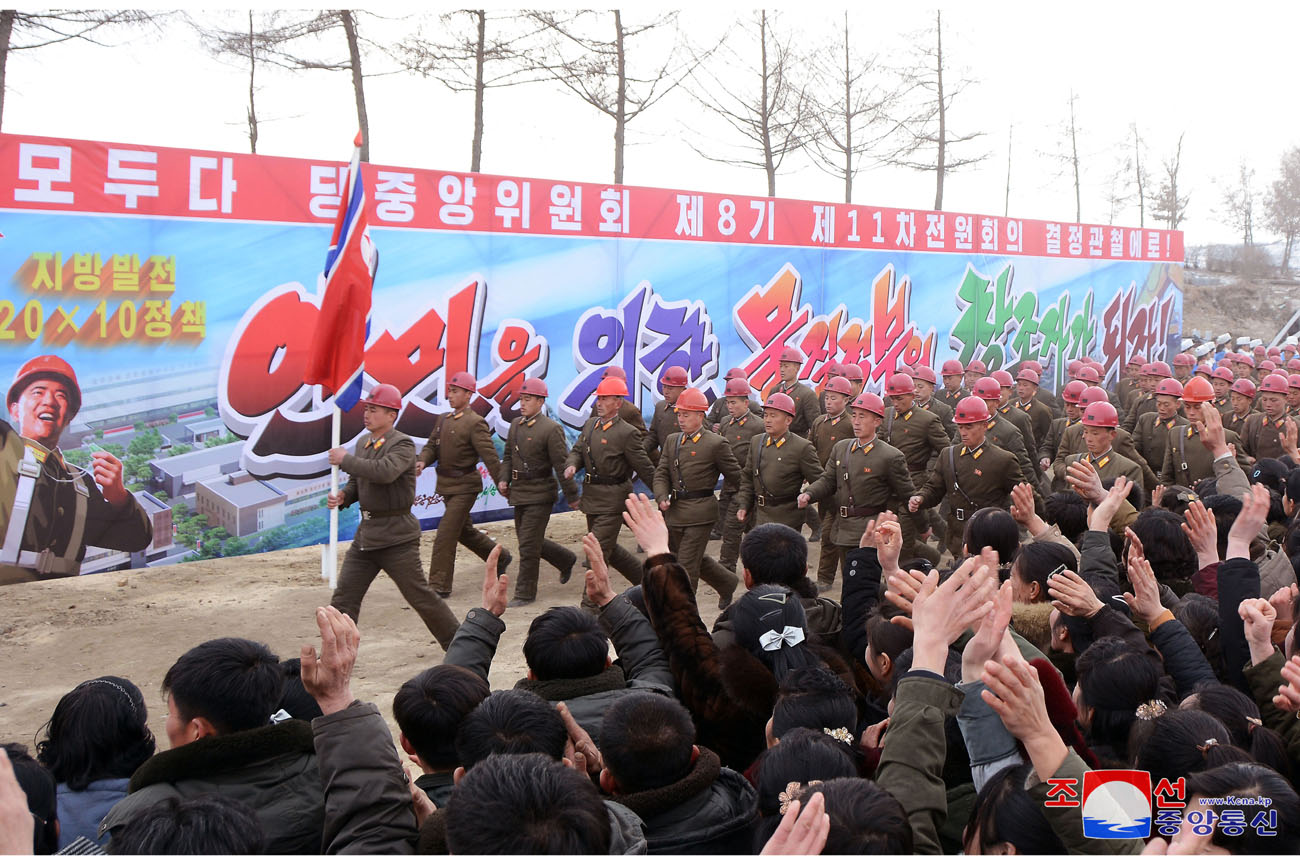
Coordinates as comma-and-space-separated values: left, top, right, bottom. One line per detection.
1196, 737, 1219, 755
823, 727, 853, 746
1135, 699, 1167, 721
778, 779, 822, 815
82, 679, 135, 711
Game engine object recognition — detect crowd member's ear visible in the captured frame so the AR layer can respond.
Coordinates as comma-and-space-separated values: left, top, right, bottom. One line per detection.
598, 768, 618, 794
399, 733, 417, 760
878, 652, 894, 680
526, 670, 537, 680
765, 716, 778, 749
605, 656, 612, 669
453, 766, 466, 785
743, 567, 754, 589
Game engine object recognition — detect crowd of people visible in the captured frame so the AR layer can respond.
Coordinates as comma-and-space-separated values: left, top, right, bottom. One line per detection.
4, 337, 1300, 855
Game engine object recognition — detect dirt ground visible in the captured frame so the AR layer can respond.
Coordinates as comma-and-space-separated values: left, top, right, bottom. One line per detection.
0, 511, 839, 749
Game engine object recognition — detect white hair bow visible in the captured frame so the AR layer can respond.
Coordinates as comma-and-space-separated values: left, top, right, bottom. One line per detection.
759, 625, 805, 651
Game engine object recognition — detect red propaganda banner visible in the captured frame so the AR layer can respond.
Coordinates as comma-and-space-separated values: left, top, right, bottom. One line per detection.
0, 133, 1183, 262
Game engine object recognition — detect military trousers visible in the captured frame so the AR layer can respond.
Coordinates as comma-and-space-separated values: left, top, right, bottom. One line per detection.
668, 523, 739, 601
427, 492, 503, 594
512, 502, 577, 601
815, 502, 843, 587
718, 488, 754, 574
331, 538, 459, 649
583, 511, 643, 601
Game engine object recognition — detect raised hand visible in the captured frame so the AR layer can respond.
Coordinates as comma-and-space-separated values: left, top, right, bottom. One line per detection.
558, 701, 604, 777
1274, 655, 1300, 713
623, 493, 671, 557
1238, 598, 1278, 666
910, 556, 996, 674
1151, 483, 1167, 509
961, 578, 1015, 684
875, 520, 903, 577
760, 791, 829, 856
301, 606, 360, 716
1010, 482, 1044, 533
1226, 484, 1270, 561
1065, 457, 1104, 504
1047, 568, 1105, 618
482, 545, 509, 616
1123, 551, 1167, 625
883, 568, 926, 620
1087, 475, 1133, 531
980, 654, 1067, 780
1181, 498, 1219, 569
582, 533, 616, 608
1198, 402, 1228, 455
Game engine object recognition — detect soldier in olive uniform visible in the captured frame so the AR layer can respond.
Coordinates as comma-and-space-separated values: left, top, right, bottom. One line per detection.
646, 364, 687, 465
653, 387, 741, 607
910, 396, 1024, 556
716, 377, 763, 574
1059, 400, 1145, 501
938, 359, 969, 407
499, 377, 580, 607
1013, 369, 1055, 448
1053, 387, 1157, 494
807, 376, 854, 590
565, 375, 658, 596
913, 365, 957, 439
1123, 363, 1167, 433
1116, 354, 1145, 412
1040, 381, 1086, 478
881, 373, 948, 563
844, 363, 867, 399
1242, 374, 1296, 463
963, 359, 988, 392
735, 392, 822, 531
706, 366, 762, 432
972, 377, 1042, 485
801, 390, 914, 582
1209, 366, 1234, 415
589, 366, 648, 434
1222, 378, 1258, 439
329, 384, 459, 648
766, 345, 821, 436
1132, 378, 1187, 476
1161, 390, 1249, 488
990, 371, 1040, 471
417, 371, 513, 597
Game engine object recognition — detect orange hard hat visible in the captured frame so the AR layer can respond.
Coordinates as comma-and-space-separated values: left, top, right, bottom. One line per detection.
659, 365, 688, 387
674, 387, 709, 413
1173, 353, 1195, 367
519, 377, 548, 398
826, 362, 847, 379
885, 374, 915, 396
824, 376, 854, 397
595, 377, 629, 398
1181, 377, 1214, 403
7, 354, 81, 416
1211, 366, 1235, 382
361, 383, 403, 411
954, 396, 991, 423
1289, 374, 1300, 390
850, 391, 886, 416
447, 371, 477, 393
764, 392, 796, 416
1082, 401, 1119, 428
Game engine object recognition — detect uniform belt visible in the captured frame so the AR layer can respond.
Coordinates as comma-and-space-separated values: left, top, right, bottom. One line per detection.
755, 493, 797, 506
838, 504, 878, 518
585, 473, 629, 486
511, 467, 552, 481
669, 489, 714, 501
361, 508, 410, 520
439, 466, 477, 478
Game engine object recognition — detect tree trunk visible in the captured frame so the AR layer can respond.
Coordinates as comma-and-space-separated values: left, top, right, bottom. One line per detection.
933, 10, 945, 211
842, 11, 852, 203
613, 10, 625, 184
1069, 92, 1080, 222
1283, 232, 1294, 276
1134, 127, 1144, 227
0, 10, 14, 132
760, 11, 774, 197
340, 10, 369, 161
247, 10, 258, 154
1004, 123, 1012, 216
470, 10, 485, 171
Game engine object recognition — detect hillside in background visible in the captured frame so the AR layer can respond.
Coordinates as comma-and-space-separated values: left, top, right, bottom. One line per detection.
1181, 268, 1300, 344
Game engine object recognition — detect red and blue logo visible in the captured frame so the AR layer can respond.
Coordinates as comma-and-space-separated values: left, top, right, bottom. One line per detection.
1082, 770, 1152, 839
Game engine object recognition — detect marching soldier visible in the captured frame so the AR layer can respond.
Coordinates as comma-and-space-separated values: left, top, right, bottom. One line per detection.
800, 390, 914, 580
1116, 353, 1145, 410
1123, 362, 1169, 432
913, 365, 956, 439
1132, 378, 1187, 474
766, 345, 821, 436
1160, 381, 1249, 488
653, 387, 741, 607
1210, 366, 1234, 414
992, 370, 1039, 460
329, 384, 460, 647
1222, 378, 1258, 438
1040, 380, 1086, 478
1287, 373, 1300, 418
818, 362, 849, 414
1052, 386, 1157, 493
972, 376, 1041, 485
589, 367, 648, 434
844, 363, 866, 398
1172, 352, 1195, 384
706, 367, 762, 432
909, 396, 1024, 556
1242, 374, 1296, 463
499, 377, 580, 607
417, 372, 513, 597
1233, 353, 1257, 383
938, 359, 969, 406
808, 375, 854, 590
716, 376, 763, 574
1059, 399, 1145, 501
565, 375, 658, 600
962, 359, 988, 392
735, 392, 822, 531
646, 365, 687, 465
1013, 369, 1055, 447
881, 373, 948, 563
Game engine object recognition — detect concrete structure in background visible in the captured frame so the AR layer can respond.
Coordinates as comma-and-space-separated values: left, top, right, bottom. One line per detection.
183, 416, 228, 443
82, 490, 175, 573
150, 442, 243, 500
196, 471, 287, 537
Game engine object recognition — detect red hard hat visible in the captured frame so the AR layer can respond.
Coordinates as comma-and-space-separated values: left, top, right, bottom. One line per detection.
1239, 355, 1256, 369
659, 365, 688, 387
1173, 353, 1195, 367
1076, 367, 1101, 384
1067, 359, 1083, 375
1086, 362, 1106, 378
824, 375, 854, 397
1062, 380, 1087, 404
1211, 366, 1235, 382
991, 370, 1015, 388
940, 359, 965, 376
595, 377, 629, 398
361, 383, 402, 411
1289, 373, 1300, 390
1286, 344, 1298, 352
1155, 377, 1184, 398
1016, 368, 1040, 385
1268, 346, 1282, 356
913, 364, 938, 385
1260, 360, 1277, 372
1253, 345, 1267, 357
1149, 361, 1172, 377
967, 359, 988, 374
1128, 353, 1148, 366
764, 391, 796, 416
973, 376, 1002, 400
825, 362, 847, 379
844, 363, 865, 381
602, 366, 627, 380
1259, 373, 1290, 395
1230, 378, 1256, 398
1082, 401, 1119, 428
1289, 358, 1300, 372
675, 387, 709, 413
1080, 356, 1095, 365
7, 354, 81, 416
953, 395, 991, 423
885, 374, 915, 396
1023, 360, 1044, 375
724, 377, 751, 397
1181, 377, 1215, 403
519, 377, 548, 398
778, 345, 805, 364
448, 371, 477, 393
724, 366, 747, 380
1194, 363, 1213, 378
850, 391, 886, 416
895, 362, 915, 377
1077, 386, 1110, 409
1138, 363, 1155, 377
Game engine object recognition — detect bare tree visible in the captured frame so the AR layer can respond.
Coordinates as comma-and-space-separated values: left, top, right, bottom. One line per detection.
1064, 91, 1082, 221
883, 10, 986, 210
1149, 132, 1189, 230
1102, 150, 1132, 224
801, 11, 902, 203
1130, 123, 1148, 227
688, 10, 808, 197
1221, 161, 1257, 248
1265, 147, 1300, 275
525, 10, 700, 184
396, 11, 544, 171
1004, 123, 1012, 216
0, 10, 157, 130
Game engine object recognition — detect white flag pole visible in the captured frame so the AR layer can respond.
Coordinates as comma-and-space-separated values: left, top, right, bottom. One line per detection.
327, 404, 341, 588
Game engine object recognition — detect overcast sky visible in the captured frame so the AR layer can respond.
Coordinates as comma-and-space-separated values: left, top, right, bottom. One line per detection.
6, 1, 1296, 247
